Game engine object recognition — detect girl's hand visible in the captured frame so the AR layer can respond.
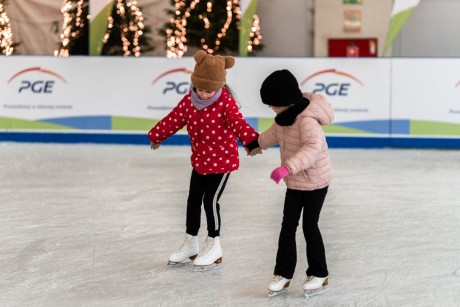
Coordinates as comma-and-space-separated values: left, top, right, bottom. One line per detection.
270, 165, 290, 184
249, 147, 263, 156
150, 142, 160, 150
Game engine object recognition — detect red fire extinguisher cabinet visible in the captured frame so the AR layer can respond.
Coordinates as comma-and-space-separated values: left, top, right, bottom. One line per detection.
328, 38, 378, 57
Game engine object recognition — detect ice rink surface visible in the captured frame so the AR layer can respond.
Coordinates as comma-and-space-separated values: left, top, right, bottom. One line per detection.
1, 142, 460, 306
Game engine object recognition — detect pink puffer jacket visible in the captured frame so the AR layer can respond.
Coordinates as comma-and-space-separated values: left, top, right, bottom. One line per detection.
258, 93, 334, 191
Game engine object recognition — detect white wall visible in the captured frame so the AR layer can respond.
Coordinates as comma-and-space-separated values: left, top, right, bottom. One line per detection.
392, 0, 460, 57
257, 0, 314, 57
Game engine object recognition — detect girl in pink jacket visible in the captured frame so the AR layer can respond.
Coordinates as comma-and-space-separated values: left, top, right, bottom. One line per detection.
148, 50, 260, 271
257, 70, 334, 298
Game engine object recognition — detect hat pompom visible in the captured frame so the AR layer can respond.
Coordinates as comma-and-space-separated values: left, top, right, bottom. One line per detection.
194, 50, 208, 64
224, 57, 235, 69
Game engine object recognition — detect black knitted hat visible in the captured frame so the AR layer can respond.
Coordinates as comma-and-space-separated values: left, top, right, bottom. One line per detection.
260, 69, 304, 106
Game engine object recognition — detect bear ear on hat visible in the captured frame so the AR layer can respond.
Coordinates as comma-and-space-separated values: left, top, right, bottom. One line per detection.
194, 50, 208, 64
224, 56, 235, 69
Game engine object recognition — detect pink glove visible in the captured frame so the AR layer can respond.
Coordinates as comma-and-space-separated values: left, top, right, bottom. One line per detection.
270, 165, 290, 184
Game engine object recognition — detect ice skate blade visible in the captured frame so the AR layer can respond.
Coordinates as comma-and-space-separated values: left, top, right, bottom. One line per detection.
193, 263, 221, 272
168, 260, 191, 266
304, 286, 329, 298
268, 288, 287, 297
167, 255, 197, 266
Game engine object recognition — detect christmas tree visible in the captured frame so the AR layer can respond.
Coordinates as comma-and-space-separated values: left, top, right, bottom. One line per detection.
101, 0, 153, 56
55, 0, 89, 57
160, 0, 263, 58
0, 0, 14, 55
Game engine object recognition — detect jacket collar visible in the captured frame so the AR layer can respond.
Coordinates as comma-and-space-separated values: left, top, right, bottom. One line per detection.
191, 87, 223, 110
275, 97, 310, 126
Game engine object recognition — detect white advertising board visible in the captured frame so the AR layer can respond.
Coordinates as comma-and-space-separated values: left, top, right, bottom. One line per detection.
1, 56, 459, 147
392, 59, 460, 137
0, 56, 391, 136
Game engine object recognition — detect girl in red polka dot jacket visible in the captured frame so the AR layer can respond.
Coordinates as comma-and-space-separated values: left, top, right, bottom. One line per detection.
148, 50, 261, 271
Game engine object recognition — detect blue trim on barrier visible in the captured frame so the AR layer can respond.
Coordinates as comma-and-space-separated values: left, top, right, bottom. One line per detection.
326, 136, 391, 148
1, 132, 460, 149
0, 132, 190, 145
390, 137, 460, 149
327, 137, 460, 149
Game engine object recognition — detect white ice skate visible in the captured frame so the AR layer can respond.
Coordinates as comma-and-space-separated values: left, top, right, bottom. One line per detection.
267, 275, 291, 297
167, 234, 199, 266
193, 236, 222, 272
303, 276, 329, 298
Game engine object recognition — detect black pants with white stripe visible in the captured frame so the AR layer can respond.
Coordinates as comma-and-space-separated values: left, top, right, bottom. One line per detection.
186, 169, 230, 238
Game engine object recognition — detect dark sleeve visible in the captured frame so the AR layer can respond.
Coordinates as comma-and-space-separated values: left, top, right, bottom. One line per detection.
245, 139, 260, 151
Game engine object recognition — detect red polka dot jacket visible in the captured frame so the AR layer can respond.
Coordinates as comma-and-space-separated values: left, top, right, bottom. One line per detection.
148, 87, 259, 175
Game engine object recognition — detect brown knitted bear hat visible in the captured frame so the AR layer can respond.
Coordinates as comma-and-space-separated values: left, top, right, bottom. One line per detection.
191, 50, 235, 92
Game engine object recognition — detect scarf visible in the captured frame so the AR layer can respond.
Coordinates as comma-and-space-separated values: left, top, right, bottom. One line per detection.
191, 88, 223, 111
275, 97, 310, 126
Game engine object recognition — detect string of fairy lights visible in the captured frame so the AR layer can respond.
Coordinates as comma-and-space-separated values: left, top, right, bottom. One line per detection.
166, 0, 262, 58
1, 0, 261, 57
197, 0, 234, 54
0, 1, 14, 56
247, 14, 261, 53
103, 0, 145, 57
165, 0, 200, 59
55, 0, 87, 57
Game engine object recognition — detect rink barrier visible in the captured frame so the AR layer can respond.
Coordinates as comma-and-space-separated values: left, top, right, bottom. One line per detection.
2, 57, 460, 148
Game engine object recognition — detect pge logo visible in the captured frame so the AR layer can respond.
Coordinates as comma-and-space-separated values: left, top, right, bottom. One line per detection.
300, 69, 364, 96
152, 68, 193, 95
7, 67, 67, 94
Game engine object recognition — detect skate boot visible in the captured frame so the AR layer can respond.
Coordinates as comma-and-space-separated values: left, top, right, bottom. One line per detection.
267, 275, 291, 297
193, 236, 222, 272
167, 234, 199, 266
303, 276, 329, 298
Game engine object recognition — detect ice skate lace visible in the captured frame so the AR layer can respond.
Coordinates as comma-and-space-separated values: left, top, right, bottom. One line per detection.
198, 239, 214, 257
272, 275, 285, 283
199, 240, 212, 256
178, 238, 192, 252
305, 276, 326, 285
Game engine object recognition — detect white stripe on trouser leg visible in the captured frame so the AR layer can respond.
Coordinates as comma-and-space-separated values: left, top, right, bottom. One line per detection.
213, 173, 229, 231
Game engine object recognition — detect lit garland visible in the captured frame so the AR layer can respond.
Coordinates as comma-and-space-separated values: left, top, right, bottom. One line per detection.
246, 14, 261, 53
199, 0, 233, 54
0, 1, 14, 56
55, 0, 88, 57
165, 0, 200, 59
103, 0, 145, 57
165, 0, 262, 58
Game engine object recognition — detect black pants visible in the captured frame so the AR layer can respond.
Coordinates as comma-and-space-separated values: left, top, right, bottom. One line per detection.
274, 187, 329, 279
185, 169, 230, 238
